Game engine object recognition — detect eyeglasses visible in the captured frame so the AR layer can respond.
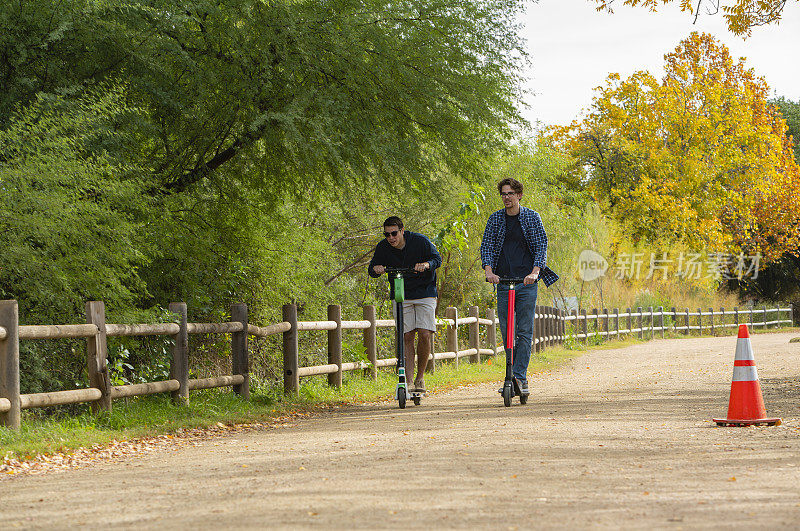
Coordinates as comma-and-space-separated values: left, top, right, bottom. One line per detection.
383, 230, 400, 238
500, 192, 518, 198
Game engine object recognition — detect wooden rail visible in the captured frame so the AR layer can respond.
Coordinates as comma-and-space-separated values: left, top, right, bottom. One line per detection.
21, 388, 102, 409
0, 297, 794, 430
563, 306, 793, 344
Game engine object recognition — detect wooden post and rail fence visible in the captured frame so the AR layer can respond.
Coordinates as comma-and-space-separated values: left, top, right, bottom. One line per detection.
0, 299, 794, 430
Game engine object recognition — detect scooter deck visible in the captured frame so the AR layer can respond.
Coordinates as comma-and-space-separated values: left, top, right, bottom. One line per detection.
396, 386, 426, 398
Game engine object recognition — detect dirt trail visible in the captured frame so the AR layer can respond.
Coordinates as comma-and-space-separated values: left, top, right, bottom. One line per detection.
2, 332, 800, 529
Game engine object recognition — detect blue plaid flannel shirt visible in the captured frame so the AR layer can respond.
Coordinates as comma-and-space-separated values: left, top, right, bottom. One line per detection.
480, 207, 559, 287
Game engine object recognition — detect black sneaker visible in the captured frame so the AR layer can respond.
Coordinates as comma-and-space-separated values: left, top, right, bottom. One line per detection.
518, 379, 530, 396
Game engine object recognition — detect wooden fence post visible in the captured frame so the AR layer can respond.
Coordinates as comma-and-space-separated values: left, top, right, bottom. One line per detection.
581, 309, 588, 346
637, 307, 643, 340
86, 301, 111, 413
231, 303, 249, 399
169, 302, 189, 404
328, 304, 342, 388
671, 307, 677, 334
612, 308, 619, 339
570, 310, 577, 343
626, 308, 632, 338
558, 308, 565, 346
697, 308, 703, 336
542, 307, 548, 348
446, 307, 458, 368
659, 307, 665, 339
557, 307, 562, 346
0, 300, 21, 429
539, 307, 545, 350
282, 304, 299, 396
552, 308, 557, 346
548, 307, 555, 348
469, 306, 480, 363
602, 308, 609, 341
709, 307, 715, 336
487, 308, 497, 356
591, 309, 599, 344
363, 305, 377, 381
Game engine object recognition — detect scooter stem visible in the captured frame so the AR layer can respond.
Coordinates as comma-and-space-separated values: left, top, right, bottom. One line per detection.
506, 285, 516, 353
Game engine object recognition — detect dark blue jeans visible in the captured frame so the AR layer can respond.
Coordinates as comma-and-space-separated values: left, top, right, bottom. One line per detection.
497, 283, 538, 382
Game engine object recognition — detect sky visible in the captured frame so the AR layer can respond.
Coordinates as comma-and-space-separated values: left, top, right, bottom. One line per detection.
519, 0, 800, 128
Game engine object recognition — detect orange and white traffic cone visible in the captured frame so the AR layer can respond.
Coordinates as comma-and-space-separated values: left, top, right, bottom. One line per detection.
713, 324, 781, 427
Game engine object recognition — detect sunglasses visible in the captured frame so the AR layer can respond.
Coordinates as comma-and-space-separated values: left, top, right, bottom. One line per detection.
383, 230, 400, 238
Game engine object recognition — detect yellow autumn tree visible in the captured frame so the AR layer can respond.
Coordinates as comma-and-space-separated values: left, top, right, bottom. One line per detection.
551, 32, 800, 263
592, 0, 796, 36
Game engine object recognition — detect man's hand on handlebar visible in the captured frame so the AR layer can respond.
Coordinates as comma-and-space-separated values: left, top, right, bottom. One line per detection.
414, 262, 430, 273
484, 264, 500, 284
373, 265, 385, 275
524, 267, 541, 285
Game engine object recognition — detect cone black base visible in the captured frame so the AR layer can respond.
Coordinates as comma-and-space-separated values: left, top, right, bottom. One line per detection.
713, 417, 781, 427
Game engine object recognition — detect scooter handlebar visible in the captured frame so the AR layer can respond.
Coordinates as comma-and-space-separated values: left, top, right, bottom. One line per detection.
382, 267, 420, 276
486, 277, 526, 285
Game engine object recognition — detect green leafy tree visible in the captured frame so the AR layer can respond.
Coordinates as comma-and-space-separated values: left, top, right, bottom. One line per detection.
0, 88, 155, 393
1, 0, 526, 196
771, 97, 800, 162
0, 87, 150, 322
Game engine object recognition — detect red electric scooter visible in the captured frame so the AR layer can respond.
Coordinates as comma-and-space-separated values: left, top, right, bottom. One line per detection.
498, 277, 527, 407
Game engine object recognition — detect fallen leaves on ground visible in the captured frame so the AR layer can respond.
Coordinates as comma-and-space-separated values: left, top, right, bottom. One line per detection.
0, 409, 326, 479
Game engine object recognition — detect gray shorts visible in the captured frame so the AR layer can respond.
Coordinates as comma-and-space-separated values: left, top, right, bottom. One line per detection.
393, 297, 437, 333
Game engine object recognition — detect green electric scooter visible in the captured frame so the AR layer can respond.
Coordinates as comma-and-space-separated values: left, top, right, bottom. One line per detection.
384, 267, 425, 409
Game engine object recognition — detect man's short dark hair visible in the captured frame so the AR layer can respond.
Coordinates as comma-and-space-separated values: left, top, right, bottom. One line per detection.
383, 216, 404, 229
497, 178, 523, 195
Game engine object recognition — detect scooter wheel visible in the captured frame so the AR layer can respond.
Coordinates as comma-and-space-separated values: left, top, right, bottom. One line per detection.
412, 396, 421, 406
398, 387, 407, 409
502, 386, 512, 407
519, 394, 528, 405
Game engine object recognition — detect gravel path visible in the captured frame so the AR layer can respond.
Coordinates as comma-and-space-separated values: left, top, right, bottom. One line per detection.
2, 332, 799, 529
